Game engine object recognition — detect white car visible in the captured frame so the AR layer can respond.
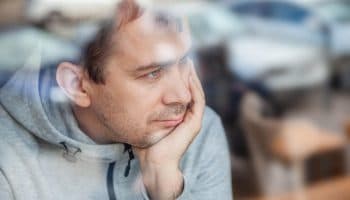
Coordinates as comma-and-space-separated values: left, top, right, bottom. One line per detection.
161, 2, 328, 92
229, 0, 350, 87
229, 36, 328, 91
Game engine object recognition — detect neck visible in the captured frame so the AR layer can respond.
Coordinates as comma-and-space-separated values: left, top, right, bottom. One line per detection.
72, 105, 114, 144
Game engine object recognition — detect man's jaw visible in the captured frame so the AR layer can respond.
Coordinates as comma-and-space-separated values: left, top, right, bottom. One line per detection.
135, 128, 173, 148
134, 111, 186, 148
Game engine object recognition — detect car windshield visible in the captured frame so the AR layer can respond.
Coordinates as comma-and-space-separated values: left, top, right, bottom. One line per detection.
315, 1, 350, 23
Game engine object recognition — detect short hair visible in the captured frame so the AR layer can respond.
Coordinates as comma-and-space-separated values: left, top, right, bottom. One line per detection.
80, 0, 182, 84
81, 0, 143, 84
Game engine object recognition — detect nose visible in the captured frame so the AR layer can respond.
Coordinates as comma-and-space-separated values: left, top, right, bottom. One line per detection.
162, 66, 191, 106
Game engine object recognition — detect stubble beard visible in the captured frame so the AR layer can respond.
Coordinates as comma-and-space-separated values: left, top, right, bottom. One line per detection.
97, 103, 188, 147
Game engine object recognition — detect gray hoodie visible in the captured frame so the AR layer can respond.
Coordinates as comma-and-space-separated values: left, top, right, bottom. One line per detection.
0, 50, 233, 200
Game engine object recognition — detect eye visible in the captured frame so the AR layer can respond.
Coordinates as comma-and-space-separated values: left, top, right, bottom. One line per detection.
144, 68, 162, 80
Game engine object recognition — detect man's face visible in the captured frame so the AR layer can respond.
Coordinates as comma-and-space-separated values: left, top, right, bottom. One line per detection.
88, 12, 193, 147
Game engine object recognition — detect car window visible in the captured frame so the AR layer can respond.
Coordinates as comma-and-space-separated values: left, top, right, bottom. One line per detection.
231, 2, 269, 18
268, 2, 310, 24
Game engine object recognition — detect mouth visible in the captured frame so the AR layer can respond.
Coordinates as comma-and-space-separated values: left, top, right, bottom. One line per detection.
154, 117, 184, 128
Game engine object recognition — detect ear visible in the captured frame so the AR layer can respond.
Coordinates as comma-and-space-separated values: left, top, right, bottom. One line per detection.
56, 62, 91, 107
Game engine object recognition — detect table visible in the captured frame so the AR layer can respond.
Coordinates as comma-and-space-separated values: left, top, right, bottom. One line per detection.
270, 120, 346, 163
268, 120, 347, 193
246, 176, 350, 200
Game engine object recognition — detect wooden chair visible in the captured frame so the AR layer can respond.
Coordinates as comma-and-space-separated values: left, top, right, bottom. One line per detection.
240, 92, 293, 196
239, 92, 346, 197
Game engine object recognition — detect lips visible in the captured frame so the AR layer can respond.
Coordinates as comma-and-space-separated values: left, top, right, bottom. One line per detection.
154, 117, 184, 127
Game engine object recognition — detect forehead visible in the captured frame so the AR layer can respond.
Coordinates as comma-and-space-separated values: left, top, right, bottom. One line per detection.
110, 10, 192, 70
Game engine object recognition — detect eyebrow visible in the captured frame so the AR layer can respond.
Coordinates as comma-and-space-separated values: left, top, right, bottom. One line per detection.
135, 51, 190, 72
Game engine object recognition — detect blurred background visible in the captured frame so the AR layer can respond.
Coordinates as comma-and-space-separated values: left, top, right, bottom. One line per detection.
1, 0, 350, 199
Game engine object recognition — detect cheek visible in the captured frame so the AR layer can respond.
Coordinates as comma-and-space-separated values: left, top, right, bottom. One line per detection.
118, 84, 162, 123
92, 88, 145, 135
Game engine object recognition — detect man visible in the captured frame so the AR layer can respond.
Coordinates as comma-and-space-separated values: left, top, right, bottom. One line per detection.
0, 0, 232, 199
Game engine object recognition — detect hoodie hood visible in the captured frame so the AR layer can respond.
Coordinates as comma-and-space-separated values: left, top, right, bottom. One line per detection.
0, 45, 126, 163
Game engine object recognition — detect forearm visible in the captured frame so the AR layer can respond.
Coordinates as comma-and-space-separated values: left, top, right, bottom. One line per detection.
140, 163, 184, 200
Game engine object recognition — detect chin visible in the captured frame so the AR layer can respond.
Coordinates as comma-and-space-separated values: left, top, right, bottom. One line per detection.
137, 127, 174, 148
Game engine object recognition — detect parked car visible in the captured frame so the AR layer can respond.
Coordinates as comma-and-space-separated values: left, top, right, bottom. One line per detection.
228, 35, 328, 92
162, 2, 329, 92
229, 0, 350, 88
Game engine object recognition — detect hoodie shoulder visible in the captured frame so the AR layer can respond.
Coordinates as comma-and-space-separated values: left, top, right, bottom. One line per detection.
199, 106, 225, 141
184, 106, 229, 159
180, 106, 232, 197
202, 106, 221, 128
0, 100, 39, 151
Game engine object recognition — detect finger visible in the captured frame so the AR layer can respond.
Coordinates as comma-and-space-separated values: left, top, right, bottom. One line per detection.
189, 63, 205, 99
161, 76, 205, 151
190, 63, 204, 96
188, 72, 205, 121
167, 83, 203, 148
161, 65, 205, 146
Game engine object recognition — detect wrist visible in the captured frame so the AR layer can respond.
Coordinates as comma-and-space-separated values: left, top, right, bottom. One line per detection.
140, 163, 184, 200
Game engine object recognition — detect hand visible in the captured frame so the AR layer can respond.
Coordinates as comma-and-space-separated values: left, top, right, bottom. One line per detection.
133, 64, 205, 199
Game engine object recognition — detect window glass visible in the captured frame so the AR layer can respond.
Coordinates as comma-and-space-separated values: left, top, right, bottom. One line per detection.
269, 2, 309, 24
231, 2, 269, 18
316, 1, 350, 23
